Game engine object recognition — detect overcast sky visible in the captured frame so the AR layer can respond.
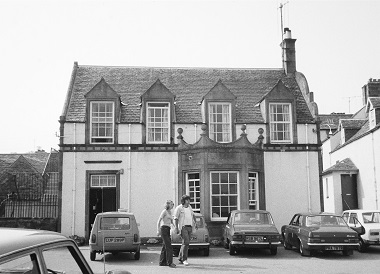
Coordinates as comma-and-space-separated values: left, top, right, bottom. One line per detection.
1, 0, 379, 153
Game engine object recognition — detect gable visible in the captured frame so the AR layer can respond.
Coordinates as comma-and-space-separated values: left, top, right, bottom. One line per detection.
202, 80, 236, 101
141, 79, 175, 101
261, 80, 295, 101
85, 78, 120, 99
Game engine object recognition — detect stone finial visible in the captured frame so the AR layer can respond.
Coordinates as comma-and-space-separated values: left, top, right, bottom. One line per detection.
257, 128, 264, 146
177, 128, 183, 140
240, 124, 247, 137
201, 124, 207, 135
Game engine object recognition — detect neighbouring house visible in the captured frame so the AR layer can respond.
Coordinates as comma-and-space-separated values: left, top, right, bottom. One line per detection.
321, 78, 380, 214
0, 149, 59, 229
59, 28, 321, 239
319, 113, 352, 142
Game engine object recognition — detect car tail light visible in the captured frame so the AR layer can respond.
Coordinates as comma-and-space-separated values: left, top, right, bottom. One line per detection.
232, 234, 243, 241
308, 238, 321, 243
134, 234, 139, 243
91, 234, 96, 243
370, 231, 379, 236
204, 234, 209, 243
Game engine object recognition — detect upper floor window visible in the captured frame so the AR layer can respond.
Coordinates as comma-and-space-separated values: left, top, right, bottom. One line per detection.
269, 103, 292, 143
209, 103, 231, 143
147, 102, 170, 143
90, 101, 114, 144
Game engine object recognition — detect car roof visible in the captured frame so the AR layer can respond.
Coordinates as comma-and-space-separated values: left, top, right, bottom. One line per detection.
231, 210, 271, 214
96, 211, 135, 217
295, 212, 341, 217
342, 209, 380, 212
0, 228, 70, 258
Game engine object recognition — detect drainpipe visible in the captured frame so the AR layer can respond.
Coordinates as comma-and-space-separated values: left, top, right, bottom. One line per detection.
194, 124, 197, 143
72, 123, 76, 235
306, 124, 311, 212
372, 132, 378, 209
128, 124, 132, 212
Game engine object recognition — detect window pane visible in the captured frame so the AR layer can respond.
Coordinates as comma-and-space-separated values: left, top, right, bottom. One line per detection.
43, 246, 84, 273
269, 103, 291, 143
209, 103, 231, 142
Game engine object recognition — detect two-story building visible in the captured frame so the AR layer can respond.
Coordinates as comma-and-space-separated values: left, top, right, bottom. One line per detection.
322, 79, 380, 214
59, 29, 321, 239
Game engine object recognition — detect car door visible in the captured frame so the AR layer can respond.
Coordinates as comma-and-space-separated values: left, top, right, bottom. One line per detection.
224, 213, 233, 241
288, 215, 301, 246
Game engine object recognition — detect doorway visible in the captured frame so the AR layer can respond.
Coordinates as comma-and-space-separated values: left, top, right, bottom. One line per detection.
341, 174, 358, 211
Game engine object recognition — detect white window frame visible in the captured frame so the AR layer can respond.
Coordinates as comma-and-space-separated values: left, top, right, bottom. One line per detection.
146, 102, 170, 144
269, 103, 292, 143
210, 171, 239, 221
248, 172, 259, 210
90, 101, 115, 144
90, 174, 116, 188
186, 173, 201, 213
208, 102, 232, 143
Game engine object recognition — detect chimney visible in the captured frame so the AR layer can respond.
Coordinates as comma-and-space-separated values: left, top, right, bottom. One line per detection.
362, 78, 380, 105
281, 28, 297, 75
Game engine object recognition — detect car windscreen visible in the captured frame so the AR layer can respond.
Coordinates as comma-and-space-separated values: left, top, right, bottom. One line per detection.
100, 217, 130, 230
362, 212, 380, 223
306, 215, 347, 227
234, 212, 273, 225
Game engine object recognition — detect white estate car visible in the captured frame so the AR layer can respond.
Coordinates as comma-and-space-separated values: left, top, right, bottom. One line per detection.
342, 209, 380, 252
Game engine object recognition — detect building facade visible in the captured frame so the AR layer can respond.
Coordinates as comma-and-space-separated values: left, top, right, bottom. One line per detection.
59, 29, 321, 239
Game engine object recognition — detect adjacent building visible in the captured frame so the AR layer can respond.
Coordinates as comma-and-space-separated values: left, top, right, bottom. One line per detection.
59, 29, 321, 239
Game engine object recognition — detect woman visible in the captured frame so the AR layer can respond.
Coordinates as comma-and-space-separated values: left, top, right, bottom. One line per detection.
157, 200, 176, 268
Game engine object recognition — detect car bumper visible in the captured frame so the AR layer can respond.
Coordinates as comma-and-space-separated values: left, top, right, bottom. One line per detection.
363, 239, 380, 245
231, 241, 281, 248
90, 243, 140, 252
307, 243, 359, 250
172, 243, 210, 249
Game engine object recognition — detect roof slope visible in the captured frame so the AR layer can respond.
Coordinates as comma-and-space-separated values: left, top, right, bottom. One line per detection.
319, 113, 352, 130
63, 65, 315, 124
322, 158, 358, 174
0, 152, 50, 174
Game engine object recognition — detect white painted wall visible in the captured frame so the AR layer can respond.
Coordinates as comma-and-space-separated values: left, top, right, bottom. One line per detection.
297, 124, 318, 144
63, 123, 85, 144
118, 124, 143, 144
322, 175, 336, 213
264, 151, 320, 230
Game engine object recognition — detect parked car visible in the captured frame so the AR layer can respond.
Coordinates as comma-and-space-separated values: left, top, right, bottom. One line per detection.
89, 211, 141, 261
0, 227, 131, 274
171, 213, 210, 256
222, 210, 281, 255
281, 213, 364, 256
342, 209, 380, 252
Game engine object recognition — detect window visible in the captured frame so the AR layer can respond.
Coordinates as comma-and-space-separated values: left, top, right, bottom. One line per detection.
248, 172, 259, 209
147, 102, 170, 143
90, 101, 114, 143
91, 175, 116, 188
187, 173, 200, 213
209, 103, 231, 142
269, 103, 292, 143
211, 171, 238, 220
43, 246, 84, 273
0, 253, 39, 273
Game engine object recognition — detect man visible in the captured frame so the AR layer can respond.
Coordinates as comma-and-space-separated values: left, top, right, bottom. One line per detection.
174, 195, 197, 266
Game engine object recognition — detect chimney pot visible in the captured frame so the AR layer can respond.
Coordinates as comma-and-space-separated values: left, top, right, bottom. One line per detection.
284, 28, 292, 39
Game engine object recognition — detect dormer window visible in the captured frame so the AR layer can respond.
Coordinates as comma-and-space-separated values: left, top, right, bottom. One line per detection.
147, 102, 170, 143
90, 101, 114, 143
269, 103, 292, 143
209, 102, 231, 143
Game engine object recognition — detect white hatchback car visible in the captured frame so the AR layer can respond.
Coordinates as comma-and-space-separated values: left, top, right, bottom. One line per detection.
342, 210, 380, 252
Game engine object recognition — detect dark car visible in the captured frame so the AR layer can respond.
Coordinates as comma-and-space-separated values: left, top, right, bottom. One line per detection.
223, 210, 281, 255
281, 213, 364, 256
171, 213, 210, 256
89, 211, 141, 261
0, 227, 130, 274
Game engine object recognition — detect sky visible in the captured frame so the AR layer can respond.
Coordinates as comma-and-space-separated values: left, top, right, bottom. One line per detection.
0, 0, 379, 153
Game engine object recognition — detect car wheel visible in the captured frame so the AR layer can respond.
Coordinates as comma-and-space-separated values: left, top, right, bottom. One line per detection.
270, 247, 277, 255
229, 242, 237, 255
134, 248, 140, 260
203, 247, 210, 256
358, 239, 368, 253
298, 239, 311, 257
342, 249, 353, 256
282, 234, 292, 250
90, 251, 96, 261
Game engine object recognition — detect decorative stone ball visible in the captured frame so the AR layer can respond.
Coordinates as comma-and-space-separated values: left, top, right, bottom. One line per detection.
201, 124, 207, 131
241, 125, 246, 131
258, 128, 264, 135
177, 128, 183, 134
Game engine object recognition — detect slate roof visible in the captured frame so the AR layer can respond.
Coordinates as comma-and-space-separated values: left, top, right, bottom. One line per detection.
62, 64, 315, 124
0, 152, 51, 175
322, 158, 358, 175
340, 119, 367, 130
369, 97, 380, 108
319, 113, 352, 130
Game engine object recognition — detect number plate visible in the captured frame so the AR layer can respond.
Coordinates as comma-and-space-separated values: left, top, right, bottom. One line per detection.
325, 246, 343, 251
246, 236, 263, 242
105, 237, 125, 243
190, 236, 197, 241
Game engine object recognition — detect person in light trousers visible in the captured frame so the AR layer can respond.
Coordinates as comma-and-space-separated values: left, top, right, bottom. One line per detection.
157, 200, 176, 268
174, 195, 197, 266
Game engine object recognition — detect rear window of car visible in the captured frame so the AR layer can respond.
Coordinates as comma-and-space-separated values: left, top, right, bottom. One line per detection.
362, 212, 380, 223
306, 215, 347, 227
234, 212, 273, 225
100, 217, 130, 230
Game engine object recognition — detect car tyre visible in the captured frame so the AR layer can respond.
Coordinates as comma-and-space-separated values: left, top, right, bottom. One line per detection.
298, 239, 311, 257
90, 251, 96, 261
282, 234, 292, 250
358, 239, 368, 253
203, 247, 210, 256
229, 242, 237, 255
270, 247, 277, 255
134, 248, 140, 260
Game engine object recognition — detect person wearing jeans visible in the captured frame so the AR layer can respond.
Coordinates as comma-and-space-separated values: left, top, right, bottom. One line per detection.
157, 200, 176, 268
174, 195, 197, 266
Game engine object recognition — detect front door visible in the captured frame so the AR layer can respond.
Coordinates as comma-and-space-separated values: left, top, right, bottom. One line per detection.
341, 174, 358, 211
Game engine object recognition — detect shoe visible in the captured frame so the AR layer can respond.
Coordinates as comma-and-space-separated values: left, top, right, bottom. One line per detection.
169, 264, 176, 268
183, 260, 189, 266
159, 263, 167, 266
178, 259, 183, 264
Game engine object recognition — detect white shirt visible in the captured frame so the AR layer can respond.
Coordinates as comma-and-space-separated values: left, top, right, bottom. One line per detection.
183, 207, 192, 226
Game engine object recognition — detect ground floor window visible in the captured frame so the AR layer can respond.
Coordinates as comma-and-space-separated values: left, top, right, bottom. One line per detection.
248, 172, 259, 210
90, 174, 116, 188
187, 173, 200, 213
211, 171, 238, 220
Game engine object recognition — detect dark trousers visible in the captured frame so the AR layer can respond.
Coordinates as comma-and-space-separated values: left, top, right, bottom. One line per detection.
179, 226, 192, 261
159, 226, 173, 266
